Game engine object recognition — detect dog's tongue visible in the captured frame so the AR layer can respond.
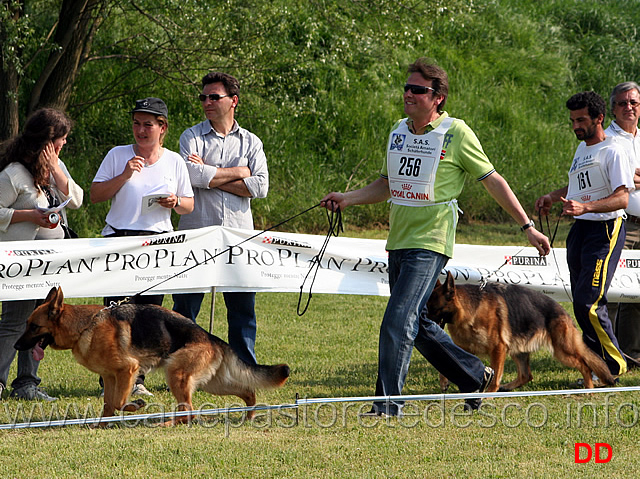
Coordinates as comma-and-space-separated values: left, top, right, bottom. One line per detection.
32, 342, 45, 361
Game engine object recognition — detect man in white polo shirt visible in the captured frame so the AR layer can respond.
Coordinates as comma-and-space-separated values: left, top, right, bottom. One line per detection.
605, 82, 640, 362
537, 91, 634, 381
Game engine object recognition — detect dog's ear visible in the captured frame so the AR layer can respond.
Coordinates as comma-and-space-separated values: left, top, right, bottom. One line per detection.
443, 271, 456, 300
47, 287, 65, 321
44, 286, 58, 303
445, 271, 455, 290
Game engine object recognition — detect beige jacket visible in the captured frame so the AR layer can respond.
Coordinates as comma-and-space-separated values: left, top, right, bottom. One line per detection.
0, 161, 83, 241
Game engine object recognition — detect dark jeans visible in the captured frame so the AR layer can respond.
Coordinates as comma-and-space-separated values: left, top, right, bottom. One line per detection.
372, 249, 486, 416
0, 299, 43, 390
173, 291, 257, 365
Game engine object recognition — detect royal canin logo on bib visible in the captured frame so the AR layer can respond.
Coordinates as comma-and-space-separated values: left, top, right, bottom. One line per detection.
581, 195, 591, 202
402, 184, 412, 191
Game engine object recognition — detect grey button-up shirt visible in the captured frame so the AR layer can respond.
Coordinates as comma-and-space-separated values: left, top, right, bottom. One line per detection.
177, 119, 269, 230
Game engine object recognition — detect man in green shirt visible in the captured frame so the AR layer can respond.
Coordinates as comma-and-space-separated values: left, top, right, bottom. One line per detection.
321, 58, 550, 416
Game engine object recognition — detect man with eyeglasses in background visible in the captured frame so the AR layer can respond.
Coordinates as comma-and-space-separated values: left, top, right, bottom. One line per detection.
604, 82, 640, 365
537, 91, 634, 385
172, 72, 269, 365
321, 58, 550, 416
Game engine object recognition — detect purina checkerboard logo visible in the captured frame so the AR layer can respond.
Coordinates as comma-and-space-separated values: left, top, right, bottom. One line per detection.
4, 249, 57, 256
142, 234, 186, 246
618, 258, 640, 268
262, 236, 311, 249
505, 255, 548, 266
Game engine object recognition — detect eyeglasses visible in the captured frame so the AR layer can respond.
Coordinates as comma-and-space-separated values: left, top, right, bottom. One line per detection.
404, 84, 435, 95
615, 99, 640, 108
198, 93, 228, 102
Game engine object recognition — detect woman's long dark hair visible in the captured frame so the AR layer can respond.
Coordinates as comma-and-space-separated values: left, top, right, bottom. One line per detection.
0, 108, 73, 188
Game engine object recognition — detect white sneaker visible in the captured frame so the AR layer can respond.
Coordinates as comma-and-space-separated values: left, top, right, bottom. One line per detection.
464, 366, 495, 411
131, 383, 154, 396
10, 384, 57, 402
358, 410, 388, 418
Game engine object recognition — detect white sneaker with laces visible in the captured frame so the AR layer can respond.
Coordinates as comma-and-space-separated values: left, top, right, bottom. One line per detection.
131, 383, 154, 396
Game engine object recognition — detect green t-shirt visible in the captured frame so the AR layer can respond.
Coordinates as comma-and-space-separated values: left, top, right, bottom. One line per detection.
381, 112, 495, 257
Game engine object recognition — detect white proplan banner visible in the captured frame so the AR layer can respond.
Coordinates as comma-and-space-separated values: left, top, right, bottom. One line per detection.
1, 225, 640, 302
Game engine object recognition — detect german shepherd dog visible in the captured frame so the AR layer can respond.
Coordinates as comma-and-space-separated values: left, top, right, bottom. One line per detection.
14, 287, 290, 425
426, 272, 615, 392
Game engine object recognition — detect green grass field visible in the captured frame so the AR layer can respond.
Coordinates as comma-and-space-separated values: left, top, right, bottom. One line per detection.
1, 224, 638, 478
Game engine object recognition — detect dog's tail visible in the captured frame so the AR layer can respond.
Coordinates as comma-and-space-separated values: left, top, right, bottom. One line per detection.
245, 362, 291, 389
202, 340, 290, 393
580, 343, 616, 386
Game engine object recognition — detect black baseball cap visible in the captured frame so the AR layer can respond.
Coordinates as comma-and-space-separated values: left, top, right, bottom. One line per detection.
130, 97, 168, 117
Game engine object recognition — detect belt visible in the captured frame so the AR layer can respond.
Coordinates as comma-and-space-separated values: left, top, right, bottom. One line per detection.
107, 227, 167, 237
627, 215, 640, 226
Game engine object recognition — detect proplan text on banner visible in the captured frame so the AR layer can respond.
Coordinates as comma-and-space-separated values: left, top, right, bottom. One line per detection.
0, 226, 389, 300
2, 226, 640, 302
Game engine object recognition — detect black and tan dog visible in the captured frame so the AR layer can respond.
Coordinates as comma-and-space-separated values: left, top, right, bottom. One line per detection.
427, 271, 615, 392
14, 287, 289, 425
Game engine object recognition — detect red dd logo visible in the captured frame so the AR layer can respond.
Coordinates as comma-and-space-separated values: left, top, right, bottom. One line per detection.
574, 443, 612, 463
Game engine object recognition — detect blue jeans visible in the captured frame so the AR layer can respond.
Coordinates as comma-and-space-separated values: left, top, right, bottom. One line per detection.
173, 291, 257, 365
372, 249, 486, 416
0, 300, 42, 390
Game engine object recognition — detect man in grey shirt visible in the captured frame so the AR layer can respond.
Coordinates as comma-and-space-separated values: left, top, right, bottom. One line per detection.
606, 81, 640, 362
173, 72, 269, 365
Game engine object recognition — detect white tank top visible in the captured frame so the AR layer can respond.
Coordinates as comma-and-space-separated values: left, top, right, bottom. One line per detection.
387, 117, 454, 207
566, 139, 615, 204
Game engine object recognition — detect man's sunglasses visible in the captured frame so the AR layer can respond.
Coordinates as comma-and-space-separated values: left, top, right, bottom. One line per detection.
404, 84, 435, 95
198, 93, 229, 102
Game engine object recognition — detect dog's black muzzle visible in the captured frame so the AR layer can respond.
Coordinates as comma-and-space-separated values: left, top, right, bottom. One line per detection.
14, 332, 54, 351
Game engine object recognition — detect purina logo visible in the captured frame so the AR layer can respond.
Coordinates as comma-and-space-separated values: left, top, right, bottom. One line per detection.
402, 183, 412, 191
5, 249, 57, 256
390, 133, 406, 151
619, 258, 640, 268
142, 234, 186, 246
262, 236, 311, 249
505, 255, 548, 266
581, 194, 591, 202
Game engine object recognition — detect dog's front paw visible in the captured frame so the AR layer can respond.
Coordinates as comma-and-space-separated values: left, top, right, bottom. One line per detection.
122, 398, 146, 412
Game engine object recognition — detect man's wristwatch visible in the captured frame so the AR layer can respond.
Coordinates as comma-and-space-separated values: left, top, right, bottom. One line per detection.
176, 196, 181, 207
520, 220, 535, 232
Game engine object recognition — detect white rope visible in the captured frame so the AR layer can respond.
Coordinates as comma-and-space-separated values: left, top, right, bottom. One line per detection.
2, 386, 639, 430
295, 385, 640, 405
0, 403, 297, 430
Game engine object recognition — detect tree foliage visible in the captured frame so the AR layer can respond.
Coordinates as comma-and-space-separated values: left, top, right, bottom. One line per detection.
2, 0, 640, 235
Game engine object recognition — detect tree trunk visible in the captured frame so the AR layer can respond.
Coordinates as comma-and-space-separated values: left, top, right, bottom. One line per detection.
29, 0, 104, 113
0, 54, 20, 142
0, 0, 22, 140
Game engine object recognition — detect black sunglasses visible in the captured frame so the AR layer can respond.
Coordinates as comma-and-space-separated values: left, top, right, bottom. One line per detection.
404, 84, 435, 95
198, 93, 229, 102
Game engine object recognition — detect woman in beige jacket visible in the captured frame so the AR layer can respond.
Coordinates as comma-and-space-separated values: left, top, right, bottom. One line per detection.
0, 108, 83, 401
